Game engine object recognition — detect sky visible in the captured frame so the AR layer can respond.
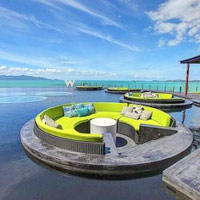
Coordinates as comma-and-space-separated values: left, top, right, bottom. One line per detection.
0, 0, 200, 80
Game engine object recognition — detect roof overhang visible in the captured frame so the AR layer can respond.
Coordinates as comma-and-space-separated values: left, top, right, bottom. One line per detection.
180, 55, 200, 64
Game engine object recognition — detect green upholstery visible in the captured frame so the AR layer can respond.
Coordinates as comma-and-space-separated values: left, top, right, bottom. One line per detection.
55, 112, 122, 130
93, 102, 127, 112
119, 104, 171, 131
158, 93, 173, 98
124, 92, 174, 100
108, 87, 129, 91
128, 104, 171, 127
35, 102, 172, 143
35, 103, 127, 142
36, 106, 103, 142
119, 117, 160, 131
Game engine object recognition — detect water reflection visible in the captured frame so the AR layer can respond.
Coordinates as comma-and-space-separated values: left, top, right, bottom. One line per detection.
23, 147, 165, 180
0, 87, 200, 200
170, 106, 200, 151
182, 110, 186, 123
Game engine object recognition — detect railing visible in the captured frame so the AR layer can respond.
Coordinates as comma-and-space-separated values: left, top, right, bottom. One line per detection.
71, 81, 200, 93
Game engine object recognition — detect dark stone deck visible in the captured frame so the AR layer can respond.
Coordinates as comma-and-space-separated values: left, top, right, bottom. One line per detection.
21, 119, 193, 179
119, 96, 193, 111
163, 149, 200, 200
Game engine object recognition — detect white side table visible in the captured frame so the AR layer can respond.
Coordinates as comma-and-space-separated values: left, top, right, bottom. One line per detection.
90, 118, 117, 143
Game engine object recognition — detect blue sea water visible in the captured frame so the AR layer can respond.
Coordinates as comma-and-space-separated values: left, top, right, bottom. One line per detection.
1, 80, 200, 92
0, 87, 199, 200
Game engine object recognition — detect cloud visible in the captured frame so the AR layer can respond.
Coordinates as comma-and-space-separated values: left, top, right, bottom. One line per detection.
34, 0, 123, 29
0, 6, 62, 32
146, 0, 200, 46
0, 66, 6, 70
158, 39, 166, 47
58, 56, 77, 65
118, 0, 139, 12
66, 23, 140, 52
0, 49, 77, 68
0, 4, 139, 52
0, 65, 117, 79
0, 51, 117, 78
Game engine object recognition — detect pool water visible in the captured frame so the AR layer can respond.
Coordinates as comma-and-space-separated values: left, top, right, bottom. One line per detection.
0, 88, 199, 200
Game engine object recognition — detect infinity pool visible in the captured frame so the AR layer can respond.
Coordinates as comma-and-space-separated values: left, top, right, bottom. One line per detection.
0, 88, 199, 200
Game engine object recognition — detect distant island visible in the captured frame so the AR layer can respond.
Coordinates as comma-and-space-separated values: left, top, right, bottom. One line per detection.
0, 75, 50, 80
165, 80, 200, 82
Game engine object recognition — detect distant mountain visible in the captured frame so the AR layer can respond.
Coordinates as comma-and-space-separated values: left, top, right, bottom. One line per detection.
165, 79, 185, 82
166, 79, 200, 82
0, 75, 50, 80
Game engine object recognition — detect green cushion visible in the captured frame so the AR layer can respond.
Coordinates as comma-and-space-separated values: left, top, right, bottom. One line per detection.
36, 114, 102, 142
35, 102, 171, 143
125, 92, 174, 100
93, 102, 127, 112
119, 117, 160, 131
108, 87, 128, 91
90, 111, 122, 120
129, 104, 171, 127
55, 111, 122, 130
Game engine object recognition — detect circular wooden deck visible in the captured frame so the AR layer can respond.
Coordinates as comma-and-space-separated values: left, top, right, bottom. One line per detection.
21, 119, 193, 179
105, 89, 141, 94
75, 86, 103, 91
119, 96, 193, 111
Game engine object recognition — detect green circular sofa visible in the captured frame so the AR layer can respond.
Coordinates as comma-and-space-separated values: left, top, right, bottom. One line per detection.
76, 86, 103, 90
108, 87, 129, 91
124, 92, 185, 104
106, 87, 141, 94
34, 102, 175, 155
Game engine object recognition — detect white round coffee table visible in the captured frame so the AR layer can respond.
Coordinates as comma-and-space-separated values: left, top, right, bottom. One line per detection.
90, 118, 117, 142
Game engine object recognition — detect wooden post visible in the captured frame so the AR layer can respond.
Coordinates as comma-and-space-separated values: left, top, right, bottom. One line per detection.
179, 86, 182, 93
185, 63, 190, 96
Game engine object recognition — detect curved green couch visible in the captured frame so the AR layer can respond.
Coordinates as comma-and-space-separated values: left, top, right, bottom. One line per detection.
108, 87, 129, 91
124, 92, 185, 104
107, 87, 140, 92
35, 102, 172, 143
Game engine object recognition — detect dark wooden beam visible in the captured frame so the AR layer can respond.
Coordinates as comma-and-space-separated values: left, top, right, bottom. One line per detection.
185, 63, 190, 96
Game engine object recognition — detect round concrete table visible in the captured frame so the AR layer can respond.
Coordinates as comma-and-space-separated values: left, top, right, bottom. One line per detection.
90, 118, 117, 142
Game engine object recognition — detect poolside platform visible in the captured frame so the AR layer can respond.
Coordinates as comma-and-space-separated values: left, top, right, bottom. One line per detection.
163, 149, 200, 200
164, 92, 200, 107
148, 91, 200, 107
119, 96, 193, 111
186, 93, 200, 106
75, 86, 103, 91
105, 88, 141, 94
21, 119, 193, 179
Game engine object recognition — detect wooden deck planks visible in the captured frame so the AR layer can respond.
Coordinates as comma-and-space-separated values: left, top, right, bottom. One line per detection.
163, 149, 200, 200
21, 119, 193, 177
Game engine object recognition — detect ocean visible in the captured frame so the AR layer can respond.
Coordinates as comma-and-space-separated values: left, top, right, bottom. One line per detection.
0, 80, 200, 93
